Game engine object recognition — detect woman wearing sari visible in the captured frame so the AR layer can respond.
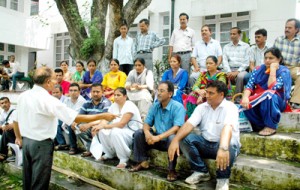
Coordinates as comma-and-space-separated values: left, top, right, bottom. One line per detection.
80, 59, 103, 100
161, 54, 188, 104
126, 58, 154, 119
102, 59, 127, 102
71, 61, 85, 83
60, 60, 73, 82
241, 47, 292, 136
186, 56, 226, 117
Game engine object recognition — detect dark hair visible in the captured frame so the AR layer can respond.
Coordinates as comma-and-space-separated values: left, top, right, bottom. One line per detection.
54, 68, 64, 75
87, 59, 97, 66
206, 80, 228, 97
120, 20, 128, 28
60, 60, 69, 66
201, 24, 212, 33
231, 27, 242, 34
91, 83, 103, 90
69, 83, 80, 90
255, 29, 267, 36
0, 97, 10, 102
206, 55, 218, 64
179, 13, 189, 20
53, 84, 63, 92
139, 18, 149, 25
171, 54, 182, 64
111, 59, 120, 65
33, 67, 53, 85
115, 87, 127, 96
159, 81, 174, 97
134, 58, 146, 66
264, 47, 285, 65
2, 60, 9, 65
286, 18, 300, 30
76, 61, 85, 71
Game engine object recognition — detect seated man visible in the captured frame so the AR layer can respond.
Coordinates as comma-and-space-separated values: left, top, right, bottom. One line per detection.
63, 83, 86, 155
0, 61, 10, 91
55, 68, 70, 96
77, 83, 111, 157
129, 81, 186, 182
168, 80, 240, 190
0, 97, 16, 161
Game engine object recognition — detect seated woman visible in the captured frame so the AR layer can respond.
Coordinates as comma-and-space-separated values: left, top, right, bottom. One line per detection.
80, 59, 103, 100
92, 87, 142, 168
186, 56, 226, 117
102, 59, 127, 102
161, 54, 188, 104
126, 58, 154, 119
241, 47, 292, 136
71, 61, 85, 83
60, 60, 73, 82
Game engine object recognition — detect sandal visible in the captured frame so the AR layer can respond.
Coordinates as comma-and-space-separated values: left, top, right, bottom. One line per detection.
167, 170, 178, 182
81, 151, 92, 157
116, 163, 127, 169
69, 148, 77, 155
55, 144, 69, 151
128, 161, 149, 172
258, 127, 276, 136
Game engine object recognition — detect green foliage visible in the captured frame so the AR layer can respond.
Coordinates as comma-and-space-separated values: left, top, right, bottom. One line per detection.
153, 56, 170, 87
242, 31, 250, 44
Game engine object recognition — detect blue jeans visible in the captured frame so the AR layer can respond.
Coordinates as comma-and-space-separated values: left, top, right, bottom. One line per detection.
55, 120, 66, 145
12, 71, 24, 90
180, 134, 240, 179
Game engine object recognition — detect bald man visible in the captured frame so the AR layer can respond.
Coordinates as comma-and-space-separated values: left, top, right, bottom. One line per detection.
13, 67, 116, 190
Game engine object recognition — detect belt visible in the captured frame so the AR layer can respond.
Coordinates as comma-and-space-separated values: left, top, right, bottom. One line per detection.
137, 50, 152, 54
176, 51, 191, 54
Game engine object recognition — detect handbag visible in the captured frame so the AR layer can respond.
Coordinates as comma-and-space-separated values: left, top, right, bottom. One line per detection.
232, 93, 253, 132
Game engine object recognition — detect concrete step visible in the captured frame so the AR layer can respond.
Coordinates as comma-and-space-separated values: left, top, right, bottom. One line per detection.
240, 132, 300, 162
52, 151, 300, 190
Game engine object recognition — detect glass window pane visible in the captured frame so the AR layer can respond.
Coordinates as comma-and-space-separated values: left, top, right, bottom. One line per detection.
163, 46, 168, 54
10, 0, 18, 11
0, 43, 4, 51
64, 53, 69, 59
56, 54, 61, 61
207, 24, 216, 33
163, 29, 169, 37
220, 32, 230, 42
0, 55, 4, 62
56, 40, 62, 46
237, 11, 249, 17
64, 32, 69, 36
164, 38, 169, 45
163, 16, 169, 25
64, 46, 68, 52
220, 13, 232, 18
211, 33, 216, 39
0, 0, 6, 7
56, 47, 61, 52
237, 20, 249, 30
64, 39, 70, 45
220, 22, 232, 32
129, 31, 137, 38
220, 42, 227, 49
205, 15, 215, 20
56, 33, 62, 37
30, 0, 39, 16
8, 44, 15, 53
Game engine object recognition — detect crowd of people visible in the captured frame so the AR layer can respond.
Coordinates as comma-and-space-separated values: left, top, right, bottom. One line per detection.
0, 13, 299, 190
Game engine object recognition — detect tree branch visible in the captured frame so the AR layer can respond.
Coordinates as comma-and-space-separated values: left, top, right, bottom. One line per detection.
123, 0, 152, 27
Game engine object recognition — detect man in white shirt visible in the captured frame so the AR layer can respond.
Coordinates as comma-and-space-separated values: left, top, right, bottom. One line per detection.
223, 27, 250, 94
13, 67, 116, 190
8, 55, 24, 91
0, 97, 16, 162
63, 83, 86, 155
190, 24, 223, 85
168, 80, 240, 190
113, 22, 134, 75
169, 13, 196, 76
244, 29, 269, 84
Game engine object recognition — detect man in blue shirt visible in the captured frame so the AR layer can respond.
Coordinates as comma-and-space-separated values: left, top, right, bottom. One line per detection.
77, 83, 111, 157
129, 81, 186, 182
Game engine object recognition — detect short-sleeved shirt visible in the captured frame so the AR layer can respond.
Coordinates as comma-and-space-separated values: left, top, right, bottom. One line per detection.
169, 27, 196, 52
188, 99, 240, 146
0, 107, 16, 126
79, 96, 111, 115
108, 100, 142, 131
15, 85, 78, 141
145, 99, 186, 134
63, 95, 86, 112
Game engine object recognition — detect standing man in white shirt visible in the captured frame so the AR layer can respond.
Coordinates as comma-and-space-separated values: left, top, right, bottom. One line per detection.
113, 21, 135, 75
63, 83, 86, 155
13, 67, 116, 190
168, 80, 240, 190
190, 24, 223, 85
169, 13, 196, 76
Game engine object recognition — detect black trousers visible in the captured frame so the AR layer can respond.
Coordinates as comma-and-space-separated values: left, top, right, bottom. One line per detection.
22, 137, 54, 190
119, 64, 133, 76
0, 129, 15, 156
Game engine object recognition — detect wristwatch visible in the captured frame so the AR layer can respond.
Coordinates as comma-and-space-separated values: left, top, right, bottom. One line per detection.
219, 145, 229, 151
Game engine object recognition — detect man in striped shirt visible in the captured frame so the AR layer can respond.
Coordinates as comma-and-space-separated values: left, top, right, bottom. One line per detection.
274, 18, 300, 108
134, 18, 165, 71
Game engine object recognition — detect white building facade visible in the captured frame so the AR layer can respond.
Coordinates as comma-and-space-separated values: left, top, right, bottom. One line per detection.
0, 0, 299, 74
